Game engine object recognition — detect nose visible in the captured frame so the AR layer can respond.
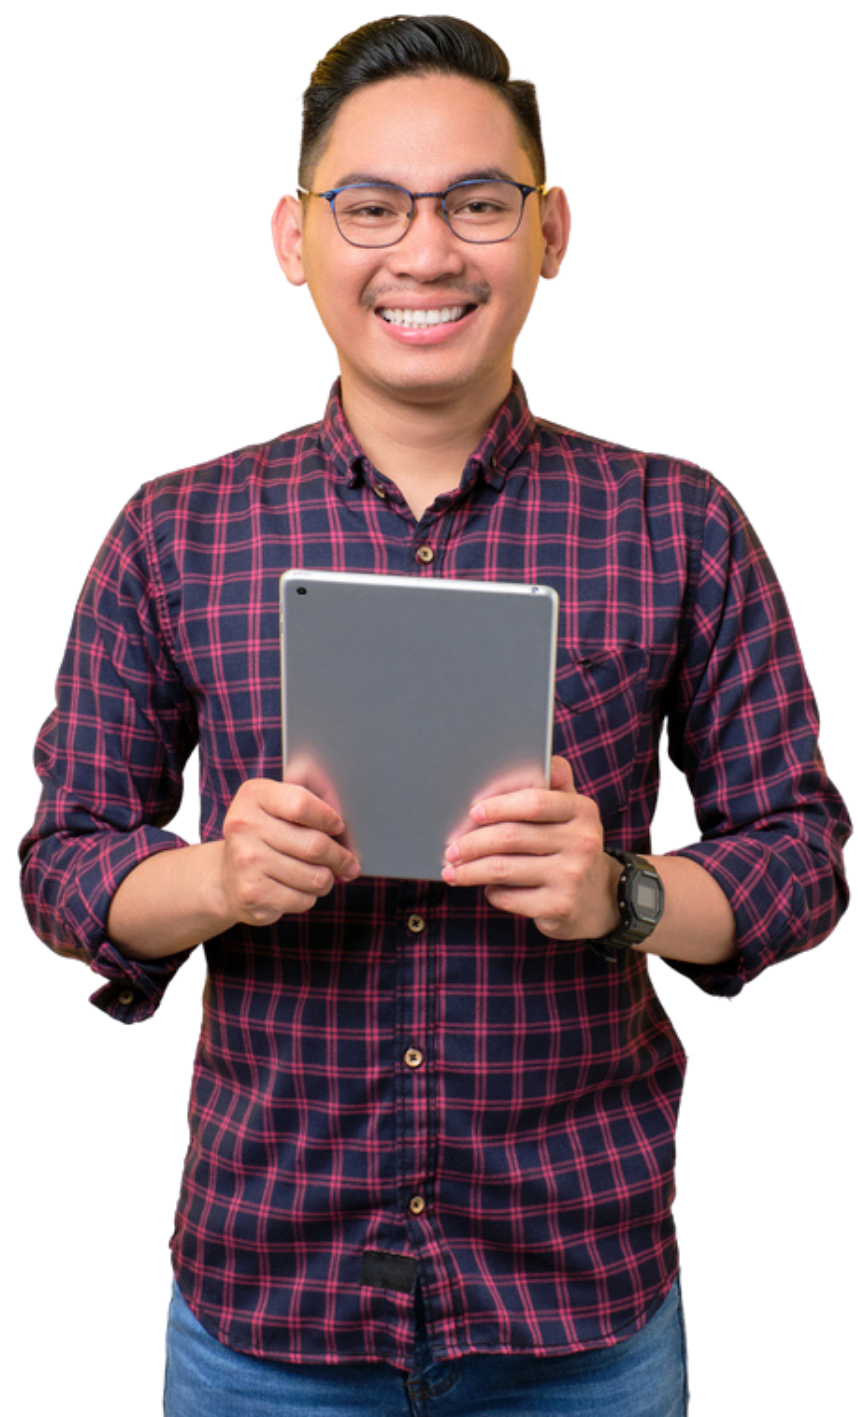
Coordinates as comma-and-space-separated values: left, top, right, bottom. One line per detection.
385, 196, 467, 280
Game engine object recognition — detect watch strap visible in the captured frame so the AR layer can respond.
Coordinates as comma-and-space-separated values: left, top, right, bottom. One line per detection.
586, 849, 665, 963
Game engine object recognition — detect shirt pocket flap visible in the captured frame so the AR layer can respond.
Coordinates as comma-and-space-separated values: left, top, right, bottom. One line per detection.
552, 645, 650, 822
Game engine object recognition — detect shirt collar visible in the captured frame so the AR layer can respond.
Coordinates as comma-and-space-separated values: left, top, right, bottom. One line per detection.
318, 376, 536, 492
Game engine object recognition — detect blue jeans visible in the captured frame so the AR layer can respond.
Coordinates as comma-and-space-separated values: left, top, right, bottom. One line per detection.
164, 1278, 688, 1416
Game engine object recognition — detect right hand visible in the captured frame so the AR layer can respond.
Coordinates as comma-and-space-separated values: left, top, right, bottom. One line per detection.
218, 778, 361, 926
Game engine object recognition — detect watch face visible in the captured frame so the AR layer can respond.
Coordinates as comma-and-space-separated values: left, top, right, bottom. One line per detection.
632, 875, 663, 923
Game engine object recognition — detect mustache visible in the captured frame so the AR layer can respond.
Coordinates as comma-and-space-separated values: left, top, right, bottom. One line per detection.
362, 278, 491, 310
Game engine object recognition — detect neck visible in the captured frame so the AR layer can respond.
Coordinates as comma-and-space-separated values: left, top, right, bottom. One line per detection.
340, 371, 513, 520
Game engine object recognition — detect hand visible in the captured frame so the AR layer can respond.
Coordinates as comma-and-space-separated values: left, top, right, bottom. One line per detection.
441, 756, 621, 940
218, 778, 361, 927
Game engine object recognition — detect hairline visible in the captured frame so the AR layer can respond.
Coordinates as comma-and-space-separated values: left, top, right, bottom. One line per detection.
299, 70, 545, 192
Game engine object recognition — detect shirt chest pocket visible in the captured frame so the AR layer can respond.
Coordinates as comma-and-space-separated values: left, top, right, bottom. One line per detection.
552, 645, 650, 823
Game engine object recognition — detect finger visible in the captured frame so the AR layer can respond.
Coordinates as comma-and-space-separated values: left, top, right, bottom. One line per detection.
550, 755, 575, 792
467, 784, 575, 828
230, 777, 345, 838
259, 842, 342, 898
265, 780, 347, 837
269, 818, 361, 881
484, 884, 559, 920
445, 820, 561, 867
441, 851, 552, 891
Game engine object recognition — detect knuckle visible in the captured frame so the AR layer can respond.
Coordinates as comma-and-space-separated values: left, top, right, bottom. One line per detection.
486, 885, 511, 910
289, 890, 319, 915
578, 830, 604, 867
536, 916, 564, 939
311, 866, 335, 896
234, 873, 263, 910
223, 807, 252, 838
226, 840, 259, 879
303, 829, 327, 861
281, 783, 309, 817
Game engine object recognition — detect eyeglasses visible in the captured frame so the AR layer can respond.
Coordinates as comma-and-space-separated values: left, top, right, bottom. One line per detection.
296, 178, 547, 248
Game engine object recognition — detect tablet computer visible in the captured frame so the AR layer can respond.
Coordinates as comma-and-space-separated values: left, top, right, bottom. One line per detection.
280, 569, 558, 880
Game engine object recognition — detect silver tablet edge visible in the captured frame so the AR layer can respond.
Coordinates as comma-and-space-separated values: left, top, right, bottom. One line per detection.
279, 569, 560, 786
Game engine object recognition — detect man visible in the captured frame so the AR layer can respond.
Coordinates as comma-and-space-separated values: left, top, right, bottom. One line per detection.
20, 15, 850, 1416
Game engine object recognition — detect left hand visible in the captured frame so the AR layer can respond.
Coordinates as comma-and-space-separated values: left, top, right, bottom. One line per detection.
441, 756, 621, 940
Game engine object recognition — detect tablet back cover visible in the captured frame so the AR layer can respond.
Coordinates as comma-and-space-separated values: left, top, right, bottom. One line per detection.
281, 570, 558, 880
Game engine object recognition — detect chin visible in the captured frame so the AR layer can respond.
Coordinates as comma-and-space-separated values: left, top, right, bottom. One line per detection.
368, 354, 507, 405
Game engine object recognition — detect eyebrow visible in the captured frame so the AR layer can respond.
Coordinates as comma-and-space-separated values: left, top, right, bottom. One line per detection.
325, 167, 521, 191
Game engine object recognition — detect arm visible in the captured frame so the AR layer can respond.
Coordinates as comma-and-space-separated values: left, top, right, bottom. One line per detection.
21, 485, 363, 1001
107, 778, 360, 961
442, 755, 736, 966
639, 853, 735, 964
443, 476, 849, 980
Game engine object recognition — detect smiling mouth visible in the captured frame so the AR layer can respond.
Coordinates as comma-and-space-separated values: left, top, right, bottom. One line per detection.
378, 304, 473, 328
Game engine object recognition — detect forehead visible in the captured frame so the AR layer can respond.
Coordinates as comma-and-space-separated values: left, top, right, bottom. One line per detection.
311, 73, 535, 187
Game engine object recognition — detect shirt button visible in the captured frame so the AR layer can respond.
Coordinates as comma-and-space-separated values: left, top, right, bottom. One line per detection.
407, 914, 426, 935
415, 545, 434, 565
372, 482, 388, 499
404, 1048, 424, 1069
408, 1195, 427, 1216
117, 989, 135, 1006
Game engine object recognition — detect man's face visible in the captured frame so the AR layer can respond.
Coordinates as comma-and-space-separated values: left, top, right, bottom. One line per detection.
274, 74, 567, 412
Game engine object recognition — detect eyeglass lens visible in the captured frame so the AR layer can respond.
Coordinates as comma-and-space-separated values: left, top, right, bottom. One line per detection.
332, 181, 525, 246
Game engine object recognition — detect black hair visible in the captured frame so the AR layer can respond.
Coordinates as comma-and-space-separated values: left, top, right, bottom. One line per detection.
299, 15, 545, 187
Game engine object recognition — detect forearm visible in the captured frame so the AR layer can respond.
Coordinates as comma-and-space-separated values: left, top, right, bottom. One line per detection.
107, 842, 234, 961
636, 854, 736, 966
106, 778, 362, 962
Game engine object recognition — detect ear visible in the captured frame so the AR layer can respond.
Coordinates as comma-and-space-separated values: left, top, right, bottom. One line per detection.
271, 195, 307, 287
539, 186, 571, 280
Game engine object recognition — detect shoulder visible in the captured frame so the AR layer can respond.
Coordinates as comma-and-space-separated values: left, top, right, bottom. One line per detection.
84, 419, 325, 609
529, 411, 731, 519
133, 419, 325, 515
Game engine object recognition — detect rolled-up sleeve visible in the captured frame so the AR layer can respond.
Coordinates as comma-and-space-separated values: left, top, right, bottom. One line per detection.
20, 493, 198, 1021
664, 475, 850, 996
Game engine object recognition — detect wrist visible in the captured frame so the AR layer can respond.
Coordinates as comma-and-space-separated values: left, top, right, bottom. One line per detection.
109, 841, 239, 961
200, 839, 238, 929
586, 850, 666, 962
596, 851, 624, 937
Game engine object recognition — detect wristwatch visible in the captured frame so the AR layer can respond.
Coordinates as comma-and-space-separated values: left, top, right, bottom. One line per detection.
587, 849, 665, 963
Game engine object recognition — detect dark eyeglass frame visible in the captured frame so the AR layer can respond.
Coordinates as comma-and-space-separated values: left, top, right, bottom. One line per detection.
296, 178, 547, 248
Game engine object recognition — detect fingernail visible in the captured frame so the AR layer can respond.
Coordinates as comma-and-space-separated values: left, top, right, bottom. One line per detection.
344, 860, 361, 881
441, 865, 457, 885
445, 842, 461, 864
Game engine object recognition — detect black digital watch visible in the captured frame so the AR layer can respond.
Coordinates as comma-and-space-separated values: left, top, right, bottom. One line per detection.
587, 849, 665, 963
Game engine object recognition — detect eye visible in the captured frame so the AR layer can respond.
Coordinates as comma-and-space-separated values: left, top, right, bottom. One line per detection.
335, 187, 409, 227
458, 198, 503, 216
447, 183, 519, 224
347, 202, 398, 221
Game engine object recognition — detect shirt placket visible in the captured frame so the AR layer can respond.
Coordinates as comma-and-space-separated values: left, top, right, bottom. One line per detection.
395, 886, 437, 1237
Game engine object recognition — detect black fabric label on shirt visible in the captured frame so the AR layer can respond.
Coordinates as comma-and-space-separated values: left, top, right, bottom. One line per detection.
360, 1250, 418, 1295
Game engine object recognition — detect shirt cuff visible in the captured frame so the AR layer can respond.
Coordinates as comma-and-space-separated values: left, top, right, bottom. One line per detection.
58, 827, 193, 1022
664, 837, 807, 997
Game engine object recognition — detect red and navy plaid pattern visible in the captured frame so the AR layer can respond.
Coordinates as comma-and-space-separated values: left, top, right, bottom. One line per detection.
21, 379, 849, 1368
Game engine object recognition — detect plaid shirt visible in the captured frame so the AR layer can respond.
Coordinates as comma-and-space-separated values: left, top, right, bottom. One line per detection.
21, 378, 849, 1369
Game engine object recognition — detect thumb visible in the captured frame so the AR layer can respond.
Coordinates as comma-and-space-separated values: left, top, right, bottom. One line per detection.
550, 755, 576, 793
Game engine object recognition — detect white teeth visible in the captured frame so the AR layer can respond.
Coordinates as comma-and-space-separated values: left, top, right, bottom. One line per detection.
380, 305, 468, 328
